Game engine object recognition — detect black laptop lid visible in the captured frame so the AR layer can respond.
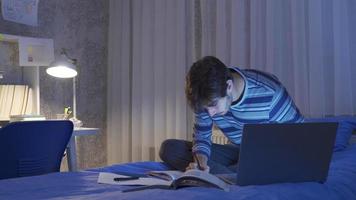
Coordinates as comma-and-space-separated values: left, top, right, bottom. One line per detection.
236, 122, 338, 186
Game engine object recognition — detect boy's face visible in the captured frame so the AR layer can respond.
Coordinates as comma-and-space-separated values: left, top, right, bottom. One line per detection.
205, 94, 232, 117
204, 79, 234, 117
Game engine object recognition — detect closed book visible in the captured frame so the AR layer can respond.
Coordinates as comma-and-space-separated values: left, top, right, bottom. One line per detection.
25, 88, 33, 114
1, 85, 14, 120
10, 85, 26, 115
0, 85, 5, 118
21, 85, 29, 115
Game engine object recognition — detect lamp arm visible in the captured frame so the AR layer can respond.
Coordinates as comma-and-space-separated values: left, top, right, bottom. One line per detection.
73, 76, 77, 119
71, 76, 82, 127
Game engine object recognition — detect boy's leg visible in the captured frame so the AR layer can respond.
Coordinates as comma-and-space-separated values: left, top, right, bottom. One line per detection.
159, 139, 193, 171
159, 139, 239, 174
209, 143, 240, 173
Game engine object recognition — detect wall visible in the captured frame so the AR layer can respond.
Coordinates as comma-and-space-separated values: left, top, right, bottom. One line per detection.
0, 0, 109, 170
0, 41, 22, 84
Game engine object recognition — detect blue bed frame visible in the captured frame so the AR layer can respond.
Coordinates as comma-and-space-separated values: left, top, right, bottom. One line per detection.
1, 143, 356, 200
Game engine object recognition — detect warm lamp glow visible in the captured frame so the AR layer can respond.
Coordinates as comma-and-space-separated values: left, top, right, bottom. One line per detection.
46, 66, 77, 78
47, 51, 77, 78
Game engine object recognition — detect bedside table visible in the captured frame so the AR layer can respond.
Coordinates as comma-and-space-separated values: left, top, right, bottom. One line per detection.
66, 127, 99, 171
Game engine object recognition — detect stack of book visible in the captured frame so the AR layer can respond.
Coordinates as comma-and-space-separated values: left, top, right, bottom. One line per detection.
0, 85, 34, 121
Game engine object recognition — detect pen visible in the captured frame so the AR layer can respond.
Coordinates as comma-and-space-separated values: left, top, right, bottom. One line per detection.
193, 153, 204, 170
114, 177, 140, 182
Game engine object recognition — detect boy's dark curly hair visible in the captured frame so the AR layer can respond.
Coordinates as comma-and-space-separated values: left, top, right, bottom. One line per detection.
185, 56, 232, 112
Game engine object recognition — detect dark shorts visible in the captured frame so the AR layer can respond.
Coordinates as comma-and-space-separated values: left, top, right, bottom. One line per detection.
159, 139, 240, 174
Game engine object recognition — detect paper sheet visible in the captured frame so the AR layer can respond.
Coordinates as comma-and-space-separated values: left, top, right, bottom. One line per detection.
1, 0, 39, 26
97, 172, 171, 186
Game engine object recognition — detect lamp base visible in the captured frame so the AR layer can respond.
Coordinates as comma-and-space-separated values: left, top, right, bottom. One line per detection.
69, 117, 83, 128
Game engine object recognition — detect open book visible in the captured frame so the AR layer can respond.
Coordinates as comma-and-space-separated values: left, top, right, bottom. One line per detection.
98, 169, 230, 192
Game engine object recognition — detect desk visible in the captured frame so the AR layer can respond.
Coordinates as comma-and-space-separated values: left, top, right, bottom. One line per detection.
66, 127, 99, 171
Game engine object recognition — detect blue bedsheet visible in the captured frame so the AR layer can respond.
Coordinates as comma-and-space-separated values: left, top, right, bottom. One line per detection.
1, 145, 356, 200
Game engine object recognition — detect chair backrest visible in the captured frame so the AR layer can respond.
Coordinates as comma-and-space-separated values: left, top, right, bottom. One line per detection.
0, 120, 73, 179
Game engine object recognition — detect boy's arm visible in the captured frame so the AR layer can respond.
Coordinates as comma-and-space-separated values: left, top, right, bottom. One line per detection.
189, 112, 213, 171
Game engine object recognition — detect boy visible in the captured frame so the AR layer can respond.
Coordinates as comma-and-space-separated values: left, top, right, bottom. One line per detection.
160, 56, 304, 174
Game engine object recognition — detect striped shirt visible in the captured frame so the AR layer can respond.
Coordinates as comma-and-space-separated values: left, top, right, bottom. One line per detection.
192, 67, 304, 158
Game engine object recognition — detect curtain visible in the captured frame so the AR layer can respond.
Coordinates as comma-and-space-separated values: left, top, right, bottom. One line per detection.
198, 0, 356, 118
107, 0, 195, 164
108, 0, 356, 164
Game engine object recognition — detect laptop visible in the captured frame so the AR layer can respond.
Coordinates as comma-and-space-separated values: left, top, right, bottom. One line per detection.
230, 122, 338, 186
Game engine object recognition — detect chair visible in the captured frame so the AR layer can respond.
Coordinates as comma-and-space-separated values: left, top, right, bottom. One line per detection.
0, 120, 73, 179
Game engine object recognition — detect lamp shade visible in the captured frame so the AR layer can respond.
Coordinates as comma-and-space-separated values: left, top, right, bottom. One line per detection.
47, 53, 77, 78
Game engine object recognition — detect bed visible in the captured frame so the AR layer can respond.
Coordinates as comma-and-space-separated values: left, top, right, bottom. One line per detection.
0, 144, 355, 199
0, 118, 356, 200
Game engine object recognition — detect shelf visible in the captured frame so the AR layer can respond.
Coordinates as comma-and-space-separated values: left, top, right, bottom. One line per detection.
0, 33, 54, 117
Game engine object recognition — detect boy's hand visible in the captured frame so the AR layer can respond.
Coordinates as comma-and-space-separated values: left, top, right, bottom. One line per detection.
186, 153, 210, 172
186, 162, 210, 172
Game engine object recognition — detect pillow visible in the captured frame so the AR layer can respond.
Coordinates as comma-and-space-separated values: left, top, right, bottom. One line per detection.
305, 117, 356, 152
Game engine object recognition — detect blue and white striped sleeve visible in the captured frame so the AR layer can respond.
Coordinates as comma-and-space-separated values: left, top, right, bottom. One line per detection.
192, 112, 213, 158
269, 87, 304, 123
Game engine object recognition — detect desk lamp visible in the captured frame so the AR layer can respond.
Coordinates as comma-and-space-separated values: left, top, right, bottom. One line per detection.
46, 49, 82, 127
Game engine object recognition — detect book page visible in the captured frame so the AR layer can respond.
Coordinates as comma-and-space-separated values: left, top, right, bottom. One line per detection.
176, 169, 230, 191
148, 170, 183, 181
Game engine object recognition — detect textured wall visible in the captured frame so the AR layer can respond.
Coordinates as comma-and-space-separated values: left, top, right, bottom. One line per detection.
0, 0, 109, 170
0, 41, 22, 85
